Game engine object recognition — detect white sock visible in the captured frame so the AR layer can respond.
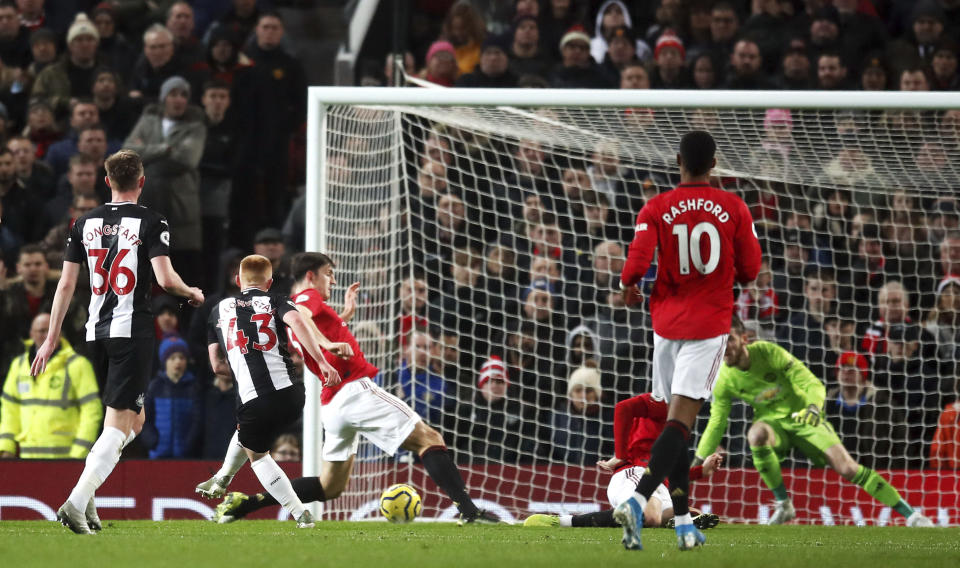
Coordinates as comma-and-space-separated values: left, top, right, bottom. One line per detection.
67, 427, 126, 510
673, 513, 693, 527
558, 515, 573, 527
250, 454, 305, 519
121, 431, 137, 450
630, 493, 648, 512
215, 431, 247, 480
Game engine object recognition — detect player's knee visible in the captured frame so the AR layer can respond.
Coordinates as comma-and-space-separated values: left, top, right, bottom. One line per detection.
747, 424, 770, 446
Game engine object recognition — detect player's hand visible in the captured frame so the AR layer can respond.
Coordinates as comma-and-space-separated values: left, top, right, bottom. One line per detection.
30, 337, 59, 376
597, 457, 625, 472
702, 452, 724, 477
343, 282, 360, 311
791, 404, 821, 427
319, 363, 342, 387
621, 283, 643, 307
186, 287, 204, 307
326, 342, 354, 359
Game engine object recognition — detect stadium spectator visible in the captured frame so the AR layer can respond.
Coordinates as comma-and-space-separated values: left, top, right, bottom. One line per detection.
481, 243, 519, 318
859, 53, 889, 90
861, 281, 925, 357
825, 351, 907, 469
92, 3, 135, 78
832, 0, 888, 72
128, 24, 186, 100
398, 275, 440, 347
823, 316, 858, 381
7, 135, 53, 200
207, 0, 262, 47
650, 31, 688, 89
816, 123, 883, 209
0, 1, 29, 72
508, 15, 552, 81
740, 0, 791, 73
140, 336, 203, 459
441, 1, 485, 76
153, 295, 181, 340
455, 34, 517, 88
690, 53, 718, 89
931, 40, 959, 90
551, 364, 612, 465
778, 267, 837, 379
777, 46, 812, 89
252, 227, 293, 294
888, 1, 946, 70
923, 277, 960, 365
27, 27, 57, 77
0, 145, 40, 244
44, 99, 103, 178
0, 312, 102, 459
456, 355, 537, 463
397, 331, 450, 428
41, 154, 99, 238
30, 13, 99, 117
931, 396, 960, 469
270, 434, 300, 462
815, 52, 850, 89
166, 1, 202, 65
899, 66, 931, 91
91, 68, 141, 143
23, 98, 60, 159
702, 1, 739, 63
198, 79, 236, 291
420, 40, 458, 87
599, 26, 638, 85
619, 60, 651, 89
40, 192, 99, 268
549, 26, 613, 89
843, 223, 901, 321
125, 75, 207, 288
736, 259, 779, 338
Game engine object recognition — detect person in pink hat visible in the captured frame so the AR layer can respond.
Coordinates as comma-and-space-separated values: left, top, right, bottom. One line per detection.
420, 40, 458, 87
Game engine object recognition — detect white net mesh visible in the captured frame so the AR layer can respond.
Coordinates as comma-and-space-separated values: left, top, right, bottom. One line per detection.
314, 95, 960, 525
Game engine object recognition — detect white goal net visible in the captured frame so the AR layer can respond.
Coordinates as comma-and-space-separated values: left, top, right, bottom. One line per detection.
306, 88, 960, 525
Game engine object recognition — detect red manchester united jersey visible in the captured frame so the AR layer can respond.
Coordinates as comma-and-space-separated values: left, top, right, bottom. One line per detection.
613, 393, 705, 481
289, 288, 379, 405
621, 183, 762, 339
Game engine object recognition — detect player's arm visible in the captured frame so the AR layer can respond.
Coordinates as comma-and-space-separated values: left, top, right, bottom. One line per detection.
282, 310, 342, 386
30, 261, 79, 376
293, 304, 354, 359
620, 206, 658, 290
694, 378, 733, 460
770, 343, 827, 426
151, 256, 204, 306
207, 343, 231, 378
339, 282, 361, 323
733, 198, 763, 284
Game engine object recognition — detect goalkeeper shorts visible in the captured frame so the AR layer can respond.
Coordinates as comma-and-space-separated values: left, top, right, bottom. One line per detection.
757, 417, 843, 467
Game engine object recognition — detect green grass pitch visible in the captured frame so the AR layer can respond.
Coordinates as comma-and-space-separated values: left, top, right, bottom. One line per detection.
2, 521, 958, 568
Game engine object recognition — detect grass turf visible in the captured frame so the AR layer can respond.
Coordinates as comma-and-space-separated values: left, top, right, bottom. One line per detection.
1, 521, 958, 568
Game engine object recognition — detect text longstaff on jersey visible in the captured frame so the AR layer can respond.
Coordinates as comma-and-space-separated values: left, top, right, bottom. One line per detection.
660, 197, 731, 224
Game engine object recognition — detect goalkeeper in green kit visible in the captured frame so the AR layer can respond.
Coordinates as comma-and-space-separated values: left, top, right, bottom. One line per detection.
694, 316, 933, 527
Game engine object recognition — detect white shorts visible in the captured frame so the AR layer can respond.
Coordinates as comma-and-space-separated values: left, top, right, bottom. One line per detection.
607, 466, 672, 512
321, 378, 421, 462
651, 332, 728, 401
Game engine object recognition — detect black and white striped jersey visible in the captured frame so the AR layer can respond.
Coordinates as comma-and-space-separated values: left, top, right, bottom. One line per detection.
64, 201, 170, 340
207, 289, 300, 404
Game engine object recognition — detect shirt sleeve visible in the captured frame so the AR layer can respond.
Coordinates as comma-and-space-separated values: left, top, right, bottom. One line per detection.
620, 205, 659, 287
275, 297, 297, 321
767, 342, 826, 410
147, 215, 171, 259
64, 221, 85, 264
695, 372, 733, 459
206, 304, 221, 346
292, 291, 322, 316
733, 197, 762, 284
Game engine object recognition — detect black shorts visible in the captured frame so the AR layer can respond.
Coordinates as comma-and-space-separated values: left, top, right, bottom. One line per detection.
237, 383, 305, 453
89, 338, 155, 411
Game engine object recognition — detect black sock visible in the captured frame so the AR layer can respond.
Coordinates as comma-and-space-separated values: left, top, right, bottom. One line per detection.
572, 509, 617, 527
421, 446, 478, 518
635, 420, 690, 500
235, 477, 326, 517
667, 441, 692, 518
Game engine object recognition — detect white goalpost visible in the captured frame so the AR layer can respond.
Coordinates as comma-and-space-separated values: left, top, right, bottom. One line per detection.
304, 87, 960, 525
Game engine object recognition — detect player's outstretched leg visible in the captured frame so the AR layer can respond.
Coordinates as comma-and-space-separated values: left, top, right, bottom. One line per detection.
748, 423, 794, 525
214, 477, 328, 523
666, 423, 705, 551
249, 453, 314, 528
197, 431, 248, 499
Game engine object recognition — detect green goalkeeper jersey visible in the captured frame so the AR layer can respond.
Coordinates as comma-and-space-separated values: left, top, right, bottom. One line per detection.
696, 340, 826, 458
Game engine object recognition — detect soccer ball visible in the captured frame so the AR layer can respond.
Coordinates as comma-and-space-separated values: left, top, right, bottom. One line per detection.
379, 484, 422, 523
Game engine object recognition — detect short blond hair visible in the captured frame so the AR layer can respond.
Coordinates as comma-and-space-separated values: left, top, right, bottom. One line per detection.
239, 254, 273, 287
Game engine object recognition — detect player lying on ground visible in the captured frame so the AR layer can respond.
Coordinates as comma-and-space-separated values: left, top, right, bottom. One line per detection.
205, 254, 351, 528
695, 315, 933, 527
524, 393, 723, 529
614, 131, 763, 551
200, 252, 497, 524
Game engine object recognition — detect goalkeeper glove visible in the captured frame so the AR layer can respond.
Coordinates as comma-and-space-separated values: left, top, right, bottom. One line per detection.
791, 404, 821, 427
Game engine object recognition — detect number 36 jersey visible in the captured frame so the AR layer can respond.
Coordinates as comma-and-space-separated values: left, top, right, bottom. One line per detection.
65, 202, 171, 340
621, 183, 762, 340
208, 290, 300, 404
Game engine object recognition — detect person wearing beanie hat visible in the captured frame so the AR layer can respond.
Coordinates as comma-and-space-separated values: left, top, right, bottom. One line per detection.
550, 363, 611, 466
31, 13, 101, 115
696, 316, 933, 528
650, 30, 688, 89
455, 33, 518, 88
27, 27, 58, 75
124, 71, 206, 284
550, 25, 615, 88
140, 335, 203, 459
421, 40, 458, 87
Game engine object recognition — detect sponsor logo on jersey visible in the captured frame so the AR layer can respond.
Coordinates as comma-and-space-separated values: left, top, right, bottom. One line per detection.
160, 231, 170, 246
635, 223, 648, 232
135, 393, 145, 408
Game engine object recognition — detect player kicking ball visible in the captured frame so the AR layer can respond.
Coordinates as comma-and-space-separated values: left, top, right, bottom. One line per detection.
695, 316, 933, 527
524, 392, 723, 530
204, 254, 346, 528
200, 252, 497, 525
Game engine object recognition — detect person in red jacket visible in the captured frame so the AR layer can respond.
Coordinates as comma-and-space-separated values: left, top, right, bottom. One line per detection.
523, 392, 723, 529
616, 130, 761, 551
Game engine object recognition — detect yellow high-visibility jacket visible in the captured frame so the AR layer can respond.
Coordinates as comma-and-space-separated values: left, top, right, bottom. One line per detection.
0, 338, 103, 458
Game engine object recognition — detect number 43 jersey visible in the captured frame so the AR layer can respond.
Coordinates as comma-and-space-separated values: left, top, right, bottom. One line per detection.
65, 201, 171, 340
621, 183, 763, 340
208, 290, 300, 404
